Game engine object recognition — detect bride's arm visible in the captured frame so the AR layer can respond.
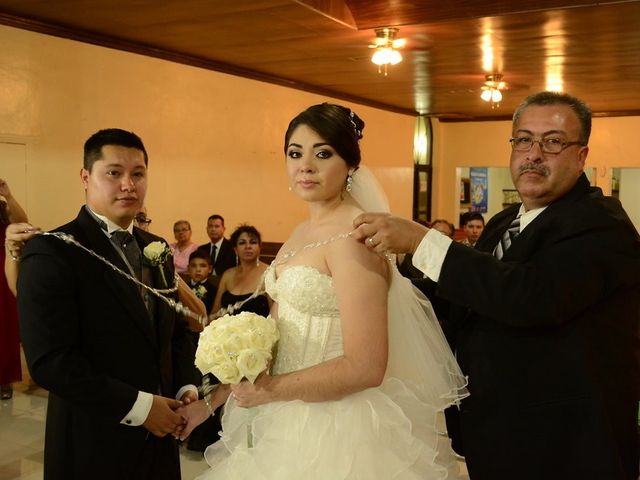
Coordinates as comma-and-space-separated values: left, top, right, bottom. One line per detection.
232, 237, 389, 406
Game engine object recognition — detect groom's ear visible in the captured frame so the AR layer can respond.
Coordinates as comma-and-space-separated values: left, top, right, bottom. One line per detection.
80, 168, 90, 190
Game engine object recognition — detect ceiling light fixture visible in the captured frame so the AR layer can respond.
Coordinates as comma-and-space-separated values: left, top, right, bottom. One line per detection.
370, 28, 405, 76
480, 73, 506, 108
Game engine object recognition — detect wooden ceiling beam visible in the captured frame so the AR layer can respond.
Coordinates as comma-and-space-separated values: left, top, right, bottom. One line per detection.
345, 0, 640, 29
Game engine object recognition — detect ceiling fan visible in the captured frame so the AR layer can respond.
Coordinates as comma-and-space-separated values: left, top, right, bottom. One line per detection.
368, 27, 407, 75
480, 73, 507, 105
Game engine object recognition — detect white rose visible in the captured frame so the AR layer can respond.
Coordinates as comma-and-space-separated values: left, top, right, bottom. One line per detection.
211, 361, 243, 384
251, 329, 275, 351
236, 349, 270, 383
223, 333, 248, 356
143, 241, 166, 263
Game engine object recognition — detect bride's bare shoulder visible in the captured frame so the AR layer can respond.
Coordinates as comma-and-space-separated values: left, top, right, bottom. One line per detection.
326, 229, 389, 279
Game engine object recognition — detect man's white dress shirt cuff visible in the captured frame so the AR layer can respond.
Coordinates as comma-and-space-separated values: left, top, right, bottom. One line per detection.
411, 229, 453, 282
175, 384, 198, 402
121, 391, 153, 426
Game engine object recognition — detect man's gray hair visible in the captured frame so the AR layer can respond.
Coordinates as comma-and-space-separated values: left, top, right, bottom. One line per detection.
512, 91, 592, 145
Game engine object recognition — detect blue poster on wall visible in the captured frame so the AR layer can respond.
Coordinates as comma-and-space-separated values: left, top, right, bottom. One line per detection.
470, 167, 488, 213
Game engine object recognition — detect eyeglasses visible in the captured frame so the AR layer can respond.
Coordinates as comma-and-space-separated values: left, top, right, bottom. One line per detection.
509, 136, 584, 154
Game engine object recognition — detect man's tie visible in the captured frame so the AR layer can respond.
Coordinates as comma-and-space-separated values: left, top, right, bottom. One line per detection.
493, 216, 521, 260
210, 244, 217, 267
111, 230, 142, 280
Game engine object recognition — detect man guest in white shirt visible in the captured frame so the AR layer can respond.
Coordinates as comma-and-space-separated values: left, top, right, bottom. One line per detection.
198, 214, 236, 277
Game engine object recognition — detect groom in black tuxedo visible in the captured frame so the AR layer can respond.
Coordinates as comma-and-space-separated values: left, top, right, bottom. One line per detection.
18, 129, 200, 479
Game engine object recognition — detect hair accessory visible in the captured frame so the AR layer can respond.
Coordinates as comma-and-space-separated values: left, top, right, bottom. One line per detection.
349, 110, 362, 139
346, 169, 354, 193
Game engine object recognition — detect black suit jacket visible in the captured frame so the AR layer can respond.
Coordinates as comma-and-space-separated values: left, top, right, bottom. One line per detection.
18, 207, 200, 479
198, 238, 236, 276
436, 175, 640, 480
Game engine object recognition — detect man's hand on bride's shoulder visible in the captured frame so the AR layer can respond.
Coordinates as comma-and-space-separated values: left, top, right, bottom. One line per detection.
351, 213, 428, 255
231, 372, 274, 408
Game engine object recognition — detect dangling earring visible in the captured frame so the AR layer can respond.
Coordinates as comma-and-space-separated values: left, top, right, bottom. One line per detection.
288, 186, 292, 192
345, 169, 354, 193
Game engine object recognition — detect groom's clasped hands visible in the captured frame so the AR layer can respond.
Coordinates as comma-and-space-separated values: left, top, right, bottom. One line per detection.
142, 391, 201, 439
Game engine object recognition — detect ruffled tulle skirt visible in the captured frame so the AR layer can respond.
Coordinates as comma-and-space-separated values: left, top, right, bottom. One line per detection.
197, 377, 461, 480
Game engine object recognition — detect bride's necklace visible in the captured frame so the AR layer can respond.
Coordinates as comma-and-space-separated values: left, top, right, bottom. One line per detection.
39, 231, 207, 325
276, 231, 351, 265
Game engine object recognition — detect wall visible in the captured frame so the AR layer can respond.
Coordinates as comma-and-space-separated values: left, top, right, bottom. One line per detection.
618, 168, 640, 231
0, 25, 415, 244
432, 116, 640, 226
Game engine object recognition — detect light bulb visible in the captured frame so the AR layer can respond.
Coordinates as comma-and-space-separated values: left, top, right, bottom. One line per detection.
480, 90, 492, 102
491, 89, 503, 103
389, 50, 402, 65
371, 48, 389, 65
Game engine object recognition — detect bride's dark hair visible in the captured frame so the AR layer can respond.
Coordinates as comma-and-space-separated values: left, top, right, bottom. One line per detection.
284, 103, 365, 168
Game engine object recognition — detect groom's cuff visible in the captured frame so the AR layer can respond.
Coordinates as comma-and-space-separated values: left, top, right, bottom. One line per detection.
120, 391, 153, 426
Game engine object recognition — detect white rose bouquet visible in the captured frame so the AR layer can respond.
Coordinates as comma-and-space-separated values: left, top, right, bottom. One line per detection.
142, 241, 171, 286
195, 311, 279, 384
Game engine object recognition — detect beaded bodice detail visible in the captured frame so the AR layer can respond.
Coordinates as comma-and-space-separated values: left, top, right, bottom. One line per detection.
265, 265, 343, 375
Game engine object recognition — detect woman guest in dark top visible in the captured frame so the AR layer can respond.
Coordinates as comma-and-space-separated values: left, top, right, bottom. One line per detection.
212, 224, 271, 317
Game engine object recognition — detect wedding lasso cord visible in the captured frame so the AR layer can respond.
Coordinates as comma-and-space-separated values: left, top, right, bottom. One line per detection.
38, 230, 353, 327
39, 231, 207, 325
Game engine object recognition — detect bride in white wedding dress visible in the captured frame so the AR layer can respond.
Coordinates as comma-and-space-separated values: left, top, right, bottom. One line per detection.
190, 103, 468, 479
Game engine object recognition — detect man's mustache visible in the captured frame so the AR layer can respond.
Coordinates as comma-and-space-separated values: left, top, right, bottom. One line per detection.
518, 163, 549, 177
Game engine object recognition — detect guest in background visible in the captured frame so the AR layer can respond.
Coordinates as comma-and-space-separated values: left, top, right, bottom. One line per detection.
430, 218, 455, 238
0, 178, 28, 400
133, 207, 152, 231
186, 250, 215, 314
198, 214, 236, 278
212, 224, 270, 317
183, 250, 220, 454
4, 223, 40, 296
170, 220, 198, 275
459, 211, 484, 247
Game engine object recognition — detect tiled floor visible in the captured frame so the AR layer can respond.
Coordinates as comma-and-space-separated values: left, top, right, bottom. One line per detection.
1, 379, 468, 479
0, 385, 210, 480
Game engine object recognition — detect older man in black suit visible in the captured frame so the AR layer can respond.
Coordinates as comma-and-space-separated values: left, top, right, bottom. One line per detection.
353, 92, 640, 480
18, 129, 200, 479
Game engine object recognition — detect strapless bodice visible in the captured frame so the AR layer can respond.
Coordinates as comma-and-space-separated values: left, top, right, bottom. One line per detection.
265, 265, 343, 375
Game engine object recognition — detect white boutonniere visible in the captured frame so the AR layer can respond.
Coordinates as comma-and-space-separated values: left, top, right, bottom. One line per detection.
143, 241, 171, 286
193, 284, 207, 300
